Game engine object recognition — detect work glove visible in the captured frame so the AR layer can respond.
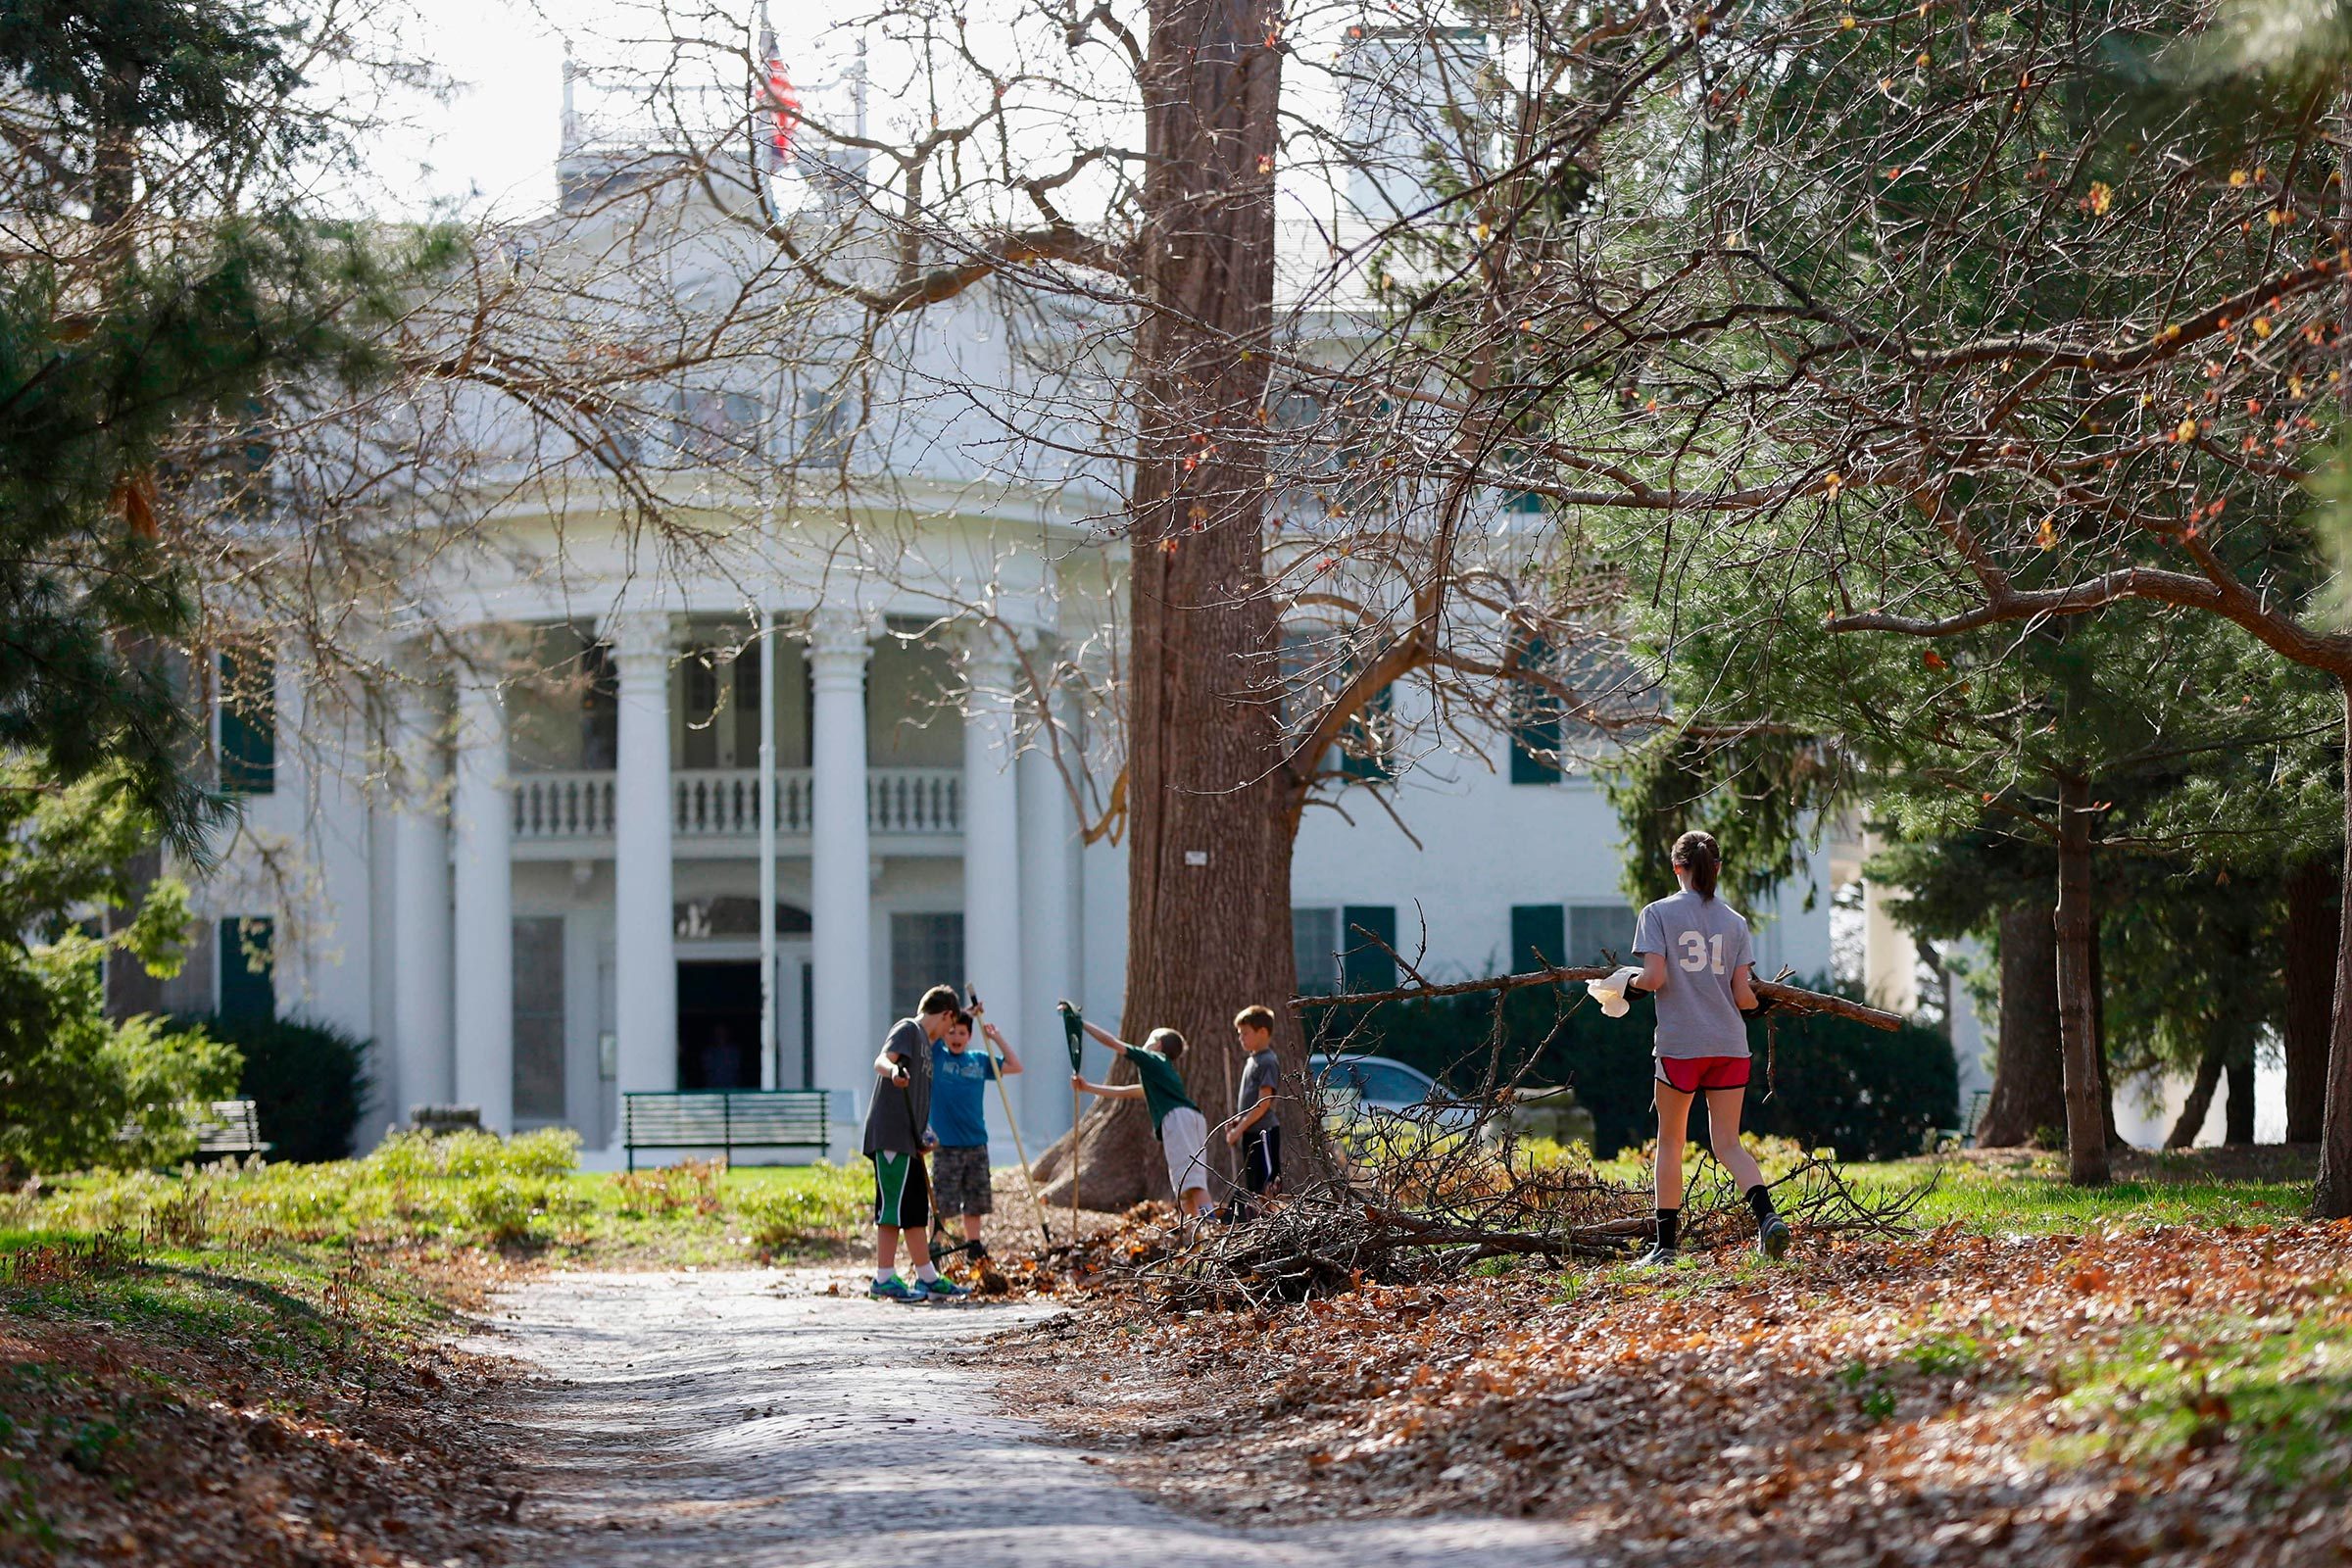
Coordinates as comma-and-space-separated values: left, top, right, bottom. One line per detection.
1587, 964, 1646, 1019
1740, 991, 1779, 1020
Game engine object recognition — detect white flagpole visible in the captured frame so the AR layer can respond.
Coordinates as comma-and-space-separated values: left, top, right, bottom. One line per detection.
758, 380, 779, 1088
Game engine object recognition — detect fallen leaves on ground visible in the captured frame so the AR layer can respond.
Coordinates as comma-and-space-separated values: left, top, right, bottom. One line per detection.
991, 1221, 2352, 1566
1, 1244, 528, 1567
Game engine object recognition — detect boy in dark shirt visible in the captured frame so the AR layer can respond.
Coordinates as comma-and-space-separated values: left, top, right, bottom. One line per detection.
861, 984, 967, 1300
1224, 1004, 1281, 1213
1069, 1011, 1212, 1220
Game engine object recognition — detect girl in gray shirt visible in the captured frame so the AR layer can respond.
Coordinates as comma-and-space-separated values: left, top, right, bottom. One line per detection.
1627, 831, 1789, 1267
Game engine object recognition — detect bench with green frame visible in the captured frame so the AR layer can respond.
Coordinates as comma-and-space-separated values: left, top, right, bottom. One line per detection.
621, 1090, 830, 1171
193, 1100, 271, 1158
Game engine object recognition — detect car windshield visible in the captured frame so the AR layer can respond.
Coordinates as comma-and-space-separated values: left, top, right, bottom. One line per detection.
1358, 1064, 1432, 1104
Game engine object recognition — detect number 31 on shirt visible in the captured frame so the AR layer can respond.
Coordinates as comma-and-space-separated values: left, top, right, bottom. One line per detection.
1677, 931, 1727, 974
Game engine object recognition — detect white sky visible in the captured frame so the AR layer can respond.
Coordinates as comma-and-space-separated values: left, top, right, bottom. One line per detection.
359, 0, 854, 220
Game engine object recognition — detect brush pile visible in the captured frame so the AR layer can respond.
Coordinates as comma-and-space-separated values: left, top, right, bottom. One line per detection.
1143, 1146, 1932, 1312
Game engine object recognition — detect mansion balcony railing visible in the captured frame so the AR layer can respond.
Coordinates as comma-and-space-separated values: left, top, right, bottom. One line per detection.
511, 766, 961, 842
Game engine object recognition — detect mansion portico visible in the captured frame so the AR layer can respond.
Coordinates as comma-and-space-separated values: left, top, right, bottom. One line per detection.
355, 586, 1095, 1163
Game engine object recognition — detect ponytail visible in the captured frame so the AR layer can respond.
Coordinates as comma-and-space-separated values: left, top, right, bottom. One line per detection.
1671, 830, 1721, 902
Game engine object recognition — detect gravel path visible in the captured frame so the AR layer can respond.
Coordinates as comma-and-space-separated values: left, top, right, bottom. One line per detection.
470, 1270, 1599, 1567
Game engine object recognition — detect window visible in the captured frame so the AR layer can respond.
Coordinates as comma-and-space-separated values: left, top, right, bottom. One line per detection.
513, 916, 566, 1121
890, 912, 963, 1014
797, 385, 858, 464
1508, 634, 1558, 785
1281, 629, 1393, 782
672, 389, 760, 465
1297, 906, 1399, 993
1293, 907, 1341, 994
1570, 904, 1638, 965
679, 651, 727, 770
219, 652, 275, 796
218, 916, 274, 1021
1341, 905, 1397, 994
1510, 904, 1566, 972
1357, 1062, 1434, 1106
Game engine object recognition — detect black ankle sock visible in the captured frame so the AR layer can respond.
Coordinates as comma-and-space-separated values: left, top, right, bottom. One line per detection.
1654, 1208, 1681, 1250
1745, 1184, 1777, 1223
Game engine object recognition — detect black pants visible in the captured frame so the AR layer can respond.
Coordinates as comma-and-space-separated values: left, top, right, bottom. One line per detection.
1243, 1124, 1282, 1195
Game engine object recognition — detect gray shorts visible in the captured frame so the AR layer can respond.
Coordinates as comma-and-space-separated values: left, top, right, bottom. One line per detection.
931, 1144, 993, 1216
1159, 1106, 1210, 1200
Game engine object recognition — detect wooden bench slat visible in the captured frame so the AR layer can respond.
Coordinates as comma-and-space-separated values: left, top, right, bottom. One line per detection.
622, 1090, 829, 1170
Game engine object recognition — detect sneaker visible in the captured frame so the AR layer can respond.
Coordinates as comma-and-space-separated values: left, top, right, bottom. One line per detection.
868, 1275, 924, 1302
1630, 1244, 1680, 1270
916, 1274, 969, 1299
1757, 1214, 1790, 1261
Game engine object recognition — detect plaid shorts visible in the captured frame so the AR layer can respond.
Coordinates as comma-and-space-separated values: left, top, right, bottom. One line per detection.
930, 1144, 993, 1216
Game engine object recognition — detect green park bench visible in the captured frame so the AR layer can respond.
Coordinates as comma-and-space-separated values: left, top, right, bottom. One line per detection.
193, 1100, 270, 1158
622, 1090, 830, 1171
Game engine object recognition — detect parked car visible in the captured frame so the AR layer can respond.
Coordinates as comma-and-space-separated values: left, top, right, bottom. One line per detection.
1306, 1054, 1480, 1132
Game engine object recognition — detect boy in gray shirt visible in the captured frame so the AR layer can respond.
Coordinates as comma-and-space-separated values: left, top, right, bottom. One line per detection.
861, 985, 967, 1301
1626, 831, 1788, 1267
1225, 1004, 1282, 1214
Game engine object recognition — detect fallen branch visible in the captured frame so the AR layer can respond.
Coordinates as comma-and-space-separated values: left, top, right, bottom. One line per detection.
1290, 965, 1906, 1031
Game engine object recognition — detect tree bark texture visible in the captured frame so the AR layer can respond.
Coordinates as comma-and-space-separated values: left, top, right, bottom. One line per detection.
2054, 772, 2110, 1185
2165, 1025, 2228, 1150
1977, 902, 2064, 1148
2315, 678, 2352, 1215
1035, 0, 1291, 1212
2286, 855, 2337, 1143
2226, 1046, 2257, 1146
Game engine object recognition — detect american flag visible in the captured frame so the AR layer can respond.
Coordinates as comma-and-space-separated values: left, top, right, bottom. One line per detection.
760, 24, 798, 168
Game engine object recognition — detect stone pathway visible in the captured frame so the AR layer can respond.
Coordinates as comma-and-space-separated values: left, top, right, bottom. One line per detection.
471, 1270, 1599, 1566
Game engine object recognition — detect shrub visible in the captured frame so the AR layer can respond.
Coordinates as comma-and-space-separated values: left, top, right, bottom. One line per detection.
0, 943, 240, 1176
172, 1012, 371, 1163
733, 1164, 867, 1254
362, 1127, 580, 1183
1309, 975, 1956, 1161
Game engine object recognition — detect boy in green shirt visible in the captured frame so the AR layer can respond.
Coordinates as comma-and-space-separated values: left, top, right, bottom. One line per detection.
1070, 1013, 1212, 1219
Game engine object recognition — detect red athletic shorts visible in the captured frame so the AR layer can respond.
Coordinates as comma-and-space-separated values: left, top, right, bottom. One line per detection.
1655, 1054, 1751, 1093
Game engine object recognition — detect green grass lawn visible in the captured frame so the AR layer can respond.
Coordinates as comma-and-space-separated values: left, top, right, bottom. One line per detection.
1572, 1139, 2321, 1235
1, 1130, 872, 1271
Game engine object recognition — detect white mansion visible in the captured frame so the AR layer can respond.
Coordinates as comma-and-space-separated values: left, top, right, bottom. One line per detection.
144, 41, 1855, 1167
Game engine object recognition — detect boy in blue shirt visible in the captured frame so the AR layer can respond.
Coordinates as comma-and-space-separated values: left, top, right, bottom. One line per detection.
929, 1005, 1023, 1259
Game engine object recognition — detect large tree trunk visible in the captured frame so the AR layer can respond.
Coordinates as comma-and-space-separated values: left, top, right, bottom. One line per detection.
2055, 772, 2110, 1185
1035, 0, 1289, 1213
2286, 855, 2337, 1143
2315, 676, 2352, 1214
2225, 1040, 2257, 1146
1977, 902, 2065, 1147
2165, 1023, 2229, 1150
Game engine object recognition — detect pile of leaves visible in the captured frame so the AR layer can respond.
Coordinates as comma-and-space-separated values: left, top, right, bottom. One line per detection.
961, 1200, 1184, 1298
994, 1220, 2352, 1565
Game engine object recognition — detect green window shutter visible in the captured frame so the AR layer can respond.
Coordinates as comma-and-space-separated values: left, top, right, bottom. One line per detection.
1340, 905, 1398, 994
1508, 633, 1559, 784
1510, 905, 1566, 973
218, 916, 275, 1021
1339, 678, 1394, 782
220, 652, 275, 796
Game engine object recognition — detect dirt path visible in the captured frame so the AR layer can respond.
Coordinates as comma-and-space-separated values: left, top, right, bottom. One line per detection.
470, 1270, 1597, 1567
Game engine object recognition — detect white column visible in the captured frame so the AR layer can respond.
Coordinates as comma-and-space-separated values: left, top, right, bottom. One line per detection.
808, 606, 873, 1111
1017, 665, 1079, 1147
962, 629, 1024, 1092
758, 609, 779, 1090
391, 683, 453, 1121
450, 657, 514, 1132
611, 610, 678, 1107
